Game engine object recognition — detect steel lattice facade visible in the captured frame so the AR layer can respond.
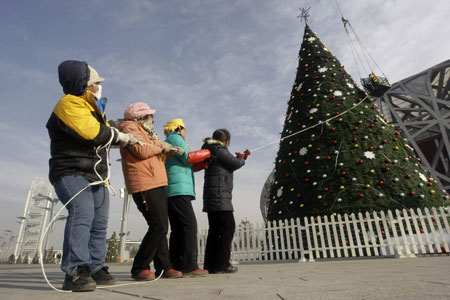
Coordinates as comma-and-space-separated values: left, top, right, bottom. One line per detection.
378, 60, 450, 190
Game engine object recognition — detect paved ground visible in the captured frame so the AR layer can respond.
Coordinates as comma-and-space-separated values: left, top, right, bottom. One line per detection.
0, 256, 449, 300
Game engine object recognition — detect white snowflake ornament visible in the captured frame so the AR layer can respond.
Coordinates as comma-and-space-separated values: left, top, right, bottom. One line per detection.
299, 147, 308, 156
364, 151, 375, 159
277, 187, 284, 197
419, 173, 427, 182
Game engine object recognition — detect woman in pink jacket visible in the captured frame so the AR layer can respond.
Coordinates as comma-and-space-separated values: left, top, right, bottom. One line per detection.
119, 102, 183, 281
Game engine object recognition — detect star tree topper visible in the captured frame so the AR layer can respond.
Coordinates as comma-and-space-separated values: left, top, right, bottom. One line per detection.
297, 7, 311, 24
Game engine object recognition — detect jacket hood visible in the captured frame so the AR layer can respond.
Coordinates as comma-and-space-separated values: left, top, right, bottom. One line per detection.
202, 138, 225, 146
58, 60, 89, 96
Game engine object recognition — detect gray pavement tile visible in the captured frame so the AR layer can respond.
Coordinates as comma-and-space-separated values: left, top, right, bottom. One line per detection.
0, 256, 449, 300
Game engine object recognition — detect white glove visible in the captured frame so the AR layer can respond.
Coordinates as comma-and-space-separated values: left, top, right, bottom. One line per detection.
162, 142, 172, 153
172, 146, 186, 156
117, 132, 141, 147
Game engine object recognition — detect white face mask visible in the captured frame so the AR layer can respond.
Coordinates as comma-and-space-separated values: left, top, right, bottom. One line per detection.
92, 84, 102, 100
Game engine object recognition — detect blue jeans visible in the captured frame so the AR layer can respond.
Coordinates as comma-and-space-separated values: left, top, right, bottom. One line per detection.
54, 175, 109, 276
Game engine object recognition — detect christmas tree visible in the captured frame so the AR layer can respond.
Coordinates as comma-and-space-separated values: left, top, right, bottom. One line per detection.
267, 23, 449, 222
106, 231, 119, 263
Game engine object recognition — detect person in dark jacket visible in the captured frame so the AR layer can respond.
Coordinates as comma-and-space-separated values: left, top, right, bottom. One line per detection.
201, 129, 249, 273
46, 60, 138, 292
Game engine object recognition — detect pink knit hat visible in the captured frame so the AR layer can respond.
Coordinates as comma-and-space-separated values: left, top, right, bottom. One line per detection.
124, 102, 156, 120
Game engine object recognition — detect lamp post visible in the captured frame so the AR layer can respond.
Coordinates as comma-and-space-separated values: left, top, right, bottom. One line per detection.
118, 188, 131, 263
35, 193, 59, 260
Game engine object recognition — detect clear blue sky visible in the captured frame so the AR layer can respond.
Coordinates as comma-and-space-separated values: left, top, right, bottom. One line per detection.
1, 0, 449, 249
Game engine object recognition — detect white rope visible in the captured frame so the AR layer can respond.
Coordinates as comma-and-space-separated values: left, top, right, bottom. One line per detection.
249, 95, 369, 153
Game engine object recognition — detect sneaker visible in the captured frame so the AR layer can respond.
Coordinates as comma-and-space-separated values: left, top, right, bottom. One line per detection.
62, 264, 96, 292
159, 268, 182, 279
132, 269, 155, 281
216, 265, 238, 274
92, 266, 116, 285
183, 268, 208, 277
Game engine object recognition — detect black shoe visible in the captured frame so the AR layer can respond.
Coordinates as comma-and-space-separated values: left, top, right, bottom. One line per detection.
92, 266, 116, 285
217, 265, 238, 274
62, 264, 96, 292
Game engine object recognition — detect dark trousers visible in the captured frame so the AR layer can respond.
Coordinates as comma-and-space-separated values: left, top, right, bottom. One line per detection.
168, 195, 199, 272
203, 211, 235, 273
131, 187, 171, 275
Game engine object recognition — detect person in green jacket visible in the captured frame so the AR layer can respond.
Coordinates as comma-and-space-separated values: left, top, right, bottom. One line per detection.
164, 119, 208, 276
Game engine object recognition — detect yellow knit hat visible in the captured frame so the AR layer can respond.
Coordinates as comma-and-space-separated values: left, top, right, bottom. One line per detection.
163, 118, 185, 135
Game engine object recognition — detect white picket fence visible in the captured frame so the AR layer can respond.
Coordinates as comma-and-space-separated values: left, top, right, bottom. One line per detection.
197, 206, 450, 262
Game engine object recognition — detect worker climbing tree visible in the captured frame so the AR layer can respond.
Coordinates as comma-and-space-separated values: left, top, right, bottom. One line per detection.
266, 22, 448, 222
